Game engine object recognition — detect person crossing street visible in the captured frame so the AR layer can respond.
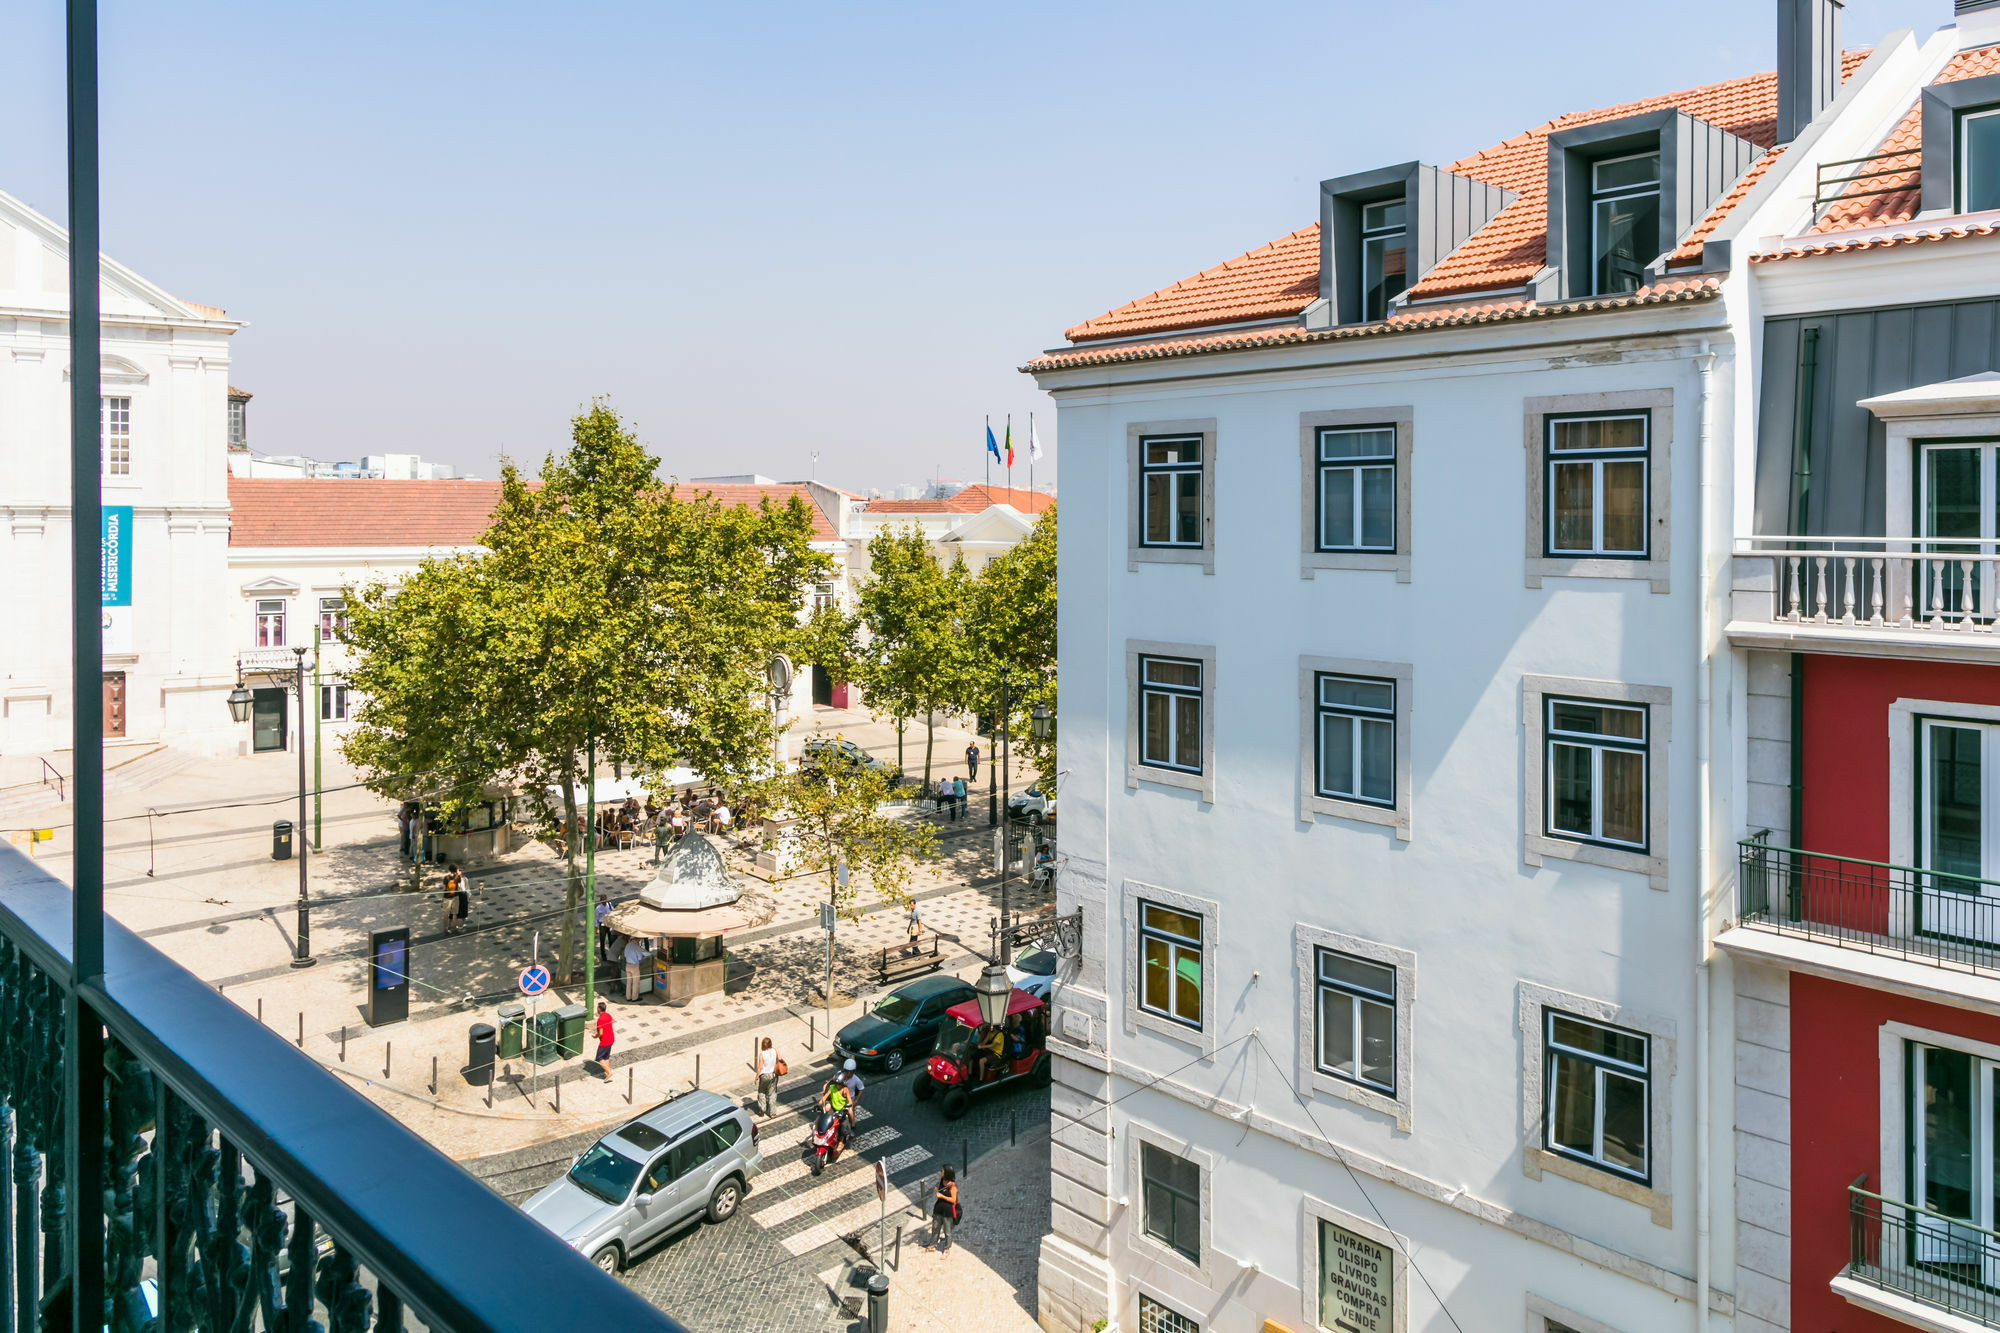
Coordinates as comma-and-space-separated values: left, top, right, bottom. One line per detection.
591, 1001, 615, 1079
965, 741, 980, 783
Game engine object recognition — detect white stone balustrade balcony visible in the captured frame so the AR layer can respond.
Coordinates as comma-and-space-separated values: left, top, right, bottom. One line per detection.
1728, 537, 2000, 662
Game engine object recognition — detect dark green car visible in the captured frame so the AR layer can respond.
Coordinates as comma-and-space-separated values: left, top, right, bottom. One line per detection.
834, 975, 977, 1073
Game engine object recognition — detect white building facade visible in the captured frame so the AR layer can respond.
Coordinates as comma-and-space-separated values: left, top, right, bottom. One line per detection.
1027, 6, 1904, 1331
0, 188, 242, 757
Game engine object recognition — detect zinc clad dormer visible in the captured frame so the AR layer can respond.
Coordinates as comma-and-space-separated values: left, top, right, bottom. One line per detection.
1311, 162, 1514, 327
1545, 110, 1762, 299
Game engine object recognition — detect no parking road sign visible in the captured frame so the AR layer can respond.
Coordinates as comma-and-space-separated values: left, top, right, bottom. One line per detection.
519, 965, 551, 997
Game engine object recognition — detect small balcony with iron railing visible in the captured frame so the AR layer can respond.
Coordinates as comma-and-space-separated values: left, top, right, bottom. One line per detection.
1813, 145, 1921, 215
1724, 836, 2000, 1004
1840, 1176, 2000, 1330
1729, 538, 2000, 663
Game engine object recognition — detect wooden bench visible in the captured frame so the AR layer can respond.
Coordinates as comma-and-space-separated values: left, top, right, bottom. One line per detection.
876, 937, 942, 987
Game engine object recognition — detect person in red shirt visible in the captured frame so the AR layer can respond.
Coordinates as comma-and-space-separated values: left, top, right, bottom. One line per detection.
593, 1001, 615, 1079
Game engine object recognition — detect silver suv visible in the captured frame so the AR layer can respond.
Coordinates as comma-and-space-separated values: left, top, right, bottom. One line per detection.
521, 1090, 762, 1272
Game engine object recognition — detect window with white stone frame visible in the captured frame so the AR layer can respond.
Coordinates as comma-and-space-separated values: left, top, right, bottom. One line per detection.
1523, 390, 1671, 592
101, 396, 131, 477
1127, 641, 1217, 802
255, 599, 287, 648
1127, 1123, 1213, 1287
1518, 981, 1675, 1226
1524, 1294, 1625, 1333
1127, 419, 1216, 573
1521, 675, 1670, 889
1123, 880, 1218, 1056
1299, 408, 1413, 581
1294, 923, 1416, 1130
1299, 656, 1413, 837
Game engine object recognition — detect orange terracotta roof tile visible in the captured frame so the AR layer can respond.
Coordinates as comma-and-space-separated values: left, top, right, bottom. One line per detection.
862, 498, 957, 514
1811, 44, 2000, 234
946, 484, 1054, 514
1027, 278, 1722, 373
227, 385, 252, 400
1757, 214, 2000, 261
229, 478, 838, 547
1060, 55, 1866, 344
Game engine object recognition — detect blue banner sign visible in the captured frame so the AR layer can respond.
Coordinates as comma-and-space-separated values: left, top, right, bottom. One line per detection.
101, 505, 132, 607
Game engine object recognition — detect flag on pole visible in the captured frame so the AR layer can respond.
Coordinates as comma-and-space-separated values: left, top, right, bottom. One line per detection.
1004, 418, 1015, 469
1029, 416, 1044, 462
986, 421, 1002, 464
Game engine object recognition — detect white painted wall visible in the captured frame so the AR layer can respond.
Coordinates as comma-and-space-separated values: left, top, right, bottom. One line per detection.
1036, 302, 1746, 1333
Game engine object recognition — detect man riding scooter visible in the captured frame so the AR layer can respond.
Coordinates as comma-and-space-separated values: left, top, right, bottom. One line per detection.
809, 1060, 865, 1175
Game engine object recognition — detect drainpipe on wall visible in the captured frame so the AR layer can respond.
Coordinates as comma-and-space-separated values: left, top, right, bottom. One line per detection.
1694, 338, 1717, 1332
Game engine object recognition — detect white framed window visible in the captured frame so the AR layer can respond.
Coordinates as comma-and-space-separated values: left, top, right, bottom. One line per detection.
1523, 391, 1671, 592
1315, 673, 1395, 807
1524, 1294, 1624, 1333
1317, 426, 1396, 553
1916, 440, 2000, 622
1960, 105, 2000, 214
1543, 1008, 1650, 1184
318, 596, 348, 643
1126, 419, 1215, 573
255, 599, 287, 648
1139, 655, 1202, 774
1875, 1020, 2000, 1287
1359, 200, 1408, 322
1139, 1142, 1201, 1263
1138, 900, 1202, 1030
1519, 981, 1675, 1226
228, 396, 247, 449
319, 684, 349, 721
1545, 697, 1649, 851
1546, 414, 1649, 558
1138, 1294, 1197, 1333
1588, 151, 1659, 296
1139, 436, 1204, 548
1294, 925, 1415, 1128
101, 396, 131, 477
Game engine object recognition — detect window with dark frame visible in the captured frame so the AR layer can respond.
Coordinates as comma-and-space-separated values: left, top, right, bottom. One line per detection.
1960, 105, 2000, 214
1139, 435, 1203, 547
319, 684, 349, 722
1138, 901, 1202, 1029
319, 596, 348, 642
254, 598, 287, 649
1314, 673, 1395, 807
1543, 1008, 1650, 1183
1316, 426, 1396, 553
1139, 1143, 1201, 1264
228, 397, 247, 449
1138, 1294, 1198, 1333
1546, 413, 1648, 559
1588, 151, 1660, 296
1314, 947, 1396, 1095
1139, 656, 1202, 774
1545, 697, 1648, 851
1360, 200, 1407, 321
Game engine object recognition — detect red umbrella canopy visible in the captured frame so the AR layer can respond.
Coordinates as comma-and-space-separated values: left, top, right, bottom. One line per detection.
947, 988, 1046, 1028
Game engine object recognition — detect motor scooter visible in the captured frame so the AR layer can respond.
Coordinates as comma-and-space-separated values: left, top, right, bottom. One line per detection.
809, 1108, 847, 1176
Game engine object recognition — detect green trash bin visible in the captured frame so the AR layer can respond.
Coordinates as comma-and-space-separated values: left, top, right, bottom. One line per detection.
556, 1003, 586, 1059
497, 1003, 525, 1060
529, 1010, 561, 1066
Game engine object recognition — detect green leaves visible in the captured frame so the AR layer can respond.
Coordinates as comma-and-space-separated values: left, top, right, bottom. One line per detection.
745, 759, 936, 918
854, 525, 979, 787
969, 503, 1056, 773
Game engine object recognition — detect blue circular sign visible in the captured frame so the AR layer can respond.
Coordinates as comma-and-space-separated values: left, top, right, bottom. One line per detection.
519, 965, 551, 996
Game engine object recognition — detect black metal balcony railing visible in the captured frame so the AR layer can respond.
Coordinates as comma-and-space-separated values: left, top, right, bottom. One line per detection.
1815, 146, 1921, 211
0, 845, 687, 1333
1849, 1177, 2000, 1328
1737, 836, 2000, 975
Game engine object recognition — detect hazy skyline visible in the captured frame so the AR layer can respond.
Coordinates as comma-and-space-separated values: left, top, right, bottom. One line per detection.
1, 0, 1947, 492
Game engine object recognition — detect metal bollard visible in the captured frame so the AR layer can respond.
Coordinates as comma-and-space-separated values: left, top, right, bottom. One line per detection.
385, 1042, 392, 1080
809, 1015, 815, 1050
695, 1054, 701, 1088
341, 1027, 347, 1061
893, 1224, 903, 1271
485, 1072, 493, 1108
297, 1012, 304, 1048
627, 1067, 634, 1104
555, 1072, 560, 1114
866, 1273, 889, 1333
431, 1055, 438, 1096
257, 998, 263, 1024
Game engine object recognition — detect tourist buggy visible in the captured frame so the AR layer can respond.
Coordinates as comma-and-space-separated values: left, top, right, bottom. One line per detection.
912, 987, 1051, 1120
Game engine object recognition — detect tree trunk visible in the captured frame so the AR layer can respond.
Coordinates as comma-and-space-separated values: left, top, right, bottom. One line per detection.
922, 700, 936, 790
558, 761, 581, 983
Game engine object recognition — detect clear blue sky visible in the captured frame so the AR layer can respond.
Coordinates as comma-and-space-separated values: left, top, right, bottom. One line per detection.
0, 0, 1946, 490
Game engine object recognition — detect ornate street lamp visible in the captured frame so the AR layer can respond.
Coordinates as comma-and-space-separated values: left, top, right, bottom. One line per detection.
974, 960, 1013, 1029
1031, 702, 1051, 742
225, 677, 253, 724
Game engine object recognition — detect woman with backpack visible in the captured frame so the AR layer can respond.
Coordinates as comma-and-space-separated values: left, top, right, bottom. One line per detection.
930, 1165, 959, 1255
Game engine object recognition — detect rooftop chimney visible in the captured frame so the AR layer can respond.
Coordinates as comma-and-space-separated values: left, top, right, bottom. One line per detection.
1959, 0, 2000, 52
1776, 0, 1843, 145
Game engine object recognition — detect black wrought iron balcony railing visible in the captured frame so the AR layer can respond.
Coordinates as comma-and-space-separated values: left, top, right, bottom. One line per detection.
0, 845, 688, 1333
1736, 835, 2000, 975
1849, 1177, 2000, 1328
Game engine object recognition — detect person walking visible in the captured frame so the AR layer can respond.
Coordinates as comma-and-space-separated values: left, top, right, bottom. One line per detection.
594, 898, 612, 960
652, 816, 670, 866
905, 900, 924, 956
756, 1036, 780, 1117
592, 1001, 615, 1079
930, 1166, 959, 1255
397, 802, 413, 860
952, 775, 966, 822
965, 741, 980, 783
457, 875, 473, 932
440, 867, 461, 934
623, 934, 648, 1002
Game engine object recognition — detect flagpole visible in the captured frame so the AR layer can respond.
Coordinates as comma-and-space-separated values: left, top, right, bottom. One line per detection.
984, 414, 991, 494
1006, 413, 1013, 502
1029, 410, 1034, 499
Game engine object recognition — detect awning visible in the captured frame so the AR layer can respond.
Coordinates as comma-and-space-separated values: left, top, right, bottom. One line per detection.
946, 988, 1045, 1028
604, 898, 757, 938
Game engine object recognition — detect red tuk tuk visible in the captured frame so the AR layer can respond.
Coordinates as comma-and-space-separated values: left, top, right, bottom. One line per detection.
912, 987, 1050, 1120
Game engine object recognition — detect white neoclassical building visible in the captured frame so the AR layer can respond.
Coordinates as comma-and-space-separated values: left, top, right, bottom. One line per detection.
0, 187, 242, 757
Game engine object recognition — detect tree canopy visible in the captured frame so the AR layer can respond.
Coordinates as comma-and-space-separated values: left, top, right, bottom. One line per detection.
968, 503, 1056, 775
852, 526, 977, 788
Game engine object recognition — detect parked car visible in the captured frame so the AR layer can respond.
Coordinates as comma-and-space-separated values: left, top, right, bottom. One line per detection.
1007, 947, 1058, 1002
800, 736, 902, 784
1006, 778, 1056, 824
835, 974, 978, 1072
520, 1090, 761, 1273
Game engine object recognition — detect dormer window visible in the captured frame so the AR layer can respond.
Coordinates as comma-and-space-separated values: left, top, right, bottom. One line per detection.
1960, 105, 2000, 213
1360, 201, 1407, 321
1590, 152, 1660, 296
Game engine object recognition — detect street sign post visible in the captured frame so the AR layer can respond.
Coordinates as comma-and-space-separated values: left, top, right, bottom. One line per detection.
519, 966, 551, 996
875, 1160, 887, 1264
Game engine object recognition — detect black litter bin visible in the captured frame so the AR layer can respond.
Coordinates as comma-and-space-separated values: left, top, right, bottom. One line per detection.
466, 1023, 496, 1086
529, 1010, 561, 1066
556, 1003, 586, 1059
866, 1274, 889, 1333
497, 1003, 526, 1060
272, 820, 293, 862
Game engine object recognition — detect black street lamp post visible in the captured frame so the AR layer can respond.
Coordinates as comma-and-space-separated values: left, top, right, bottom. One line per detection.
228, 650, 314, 966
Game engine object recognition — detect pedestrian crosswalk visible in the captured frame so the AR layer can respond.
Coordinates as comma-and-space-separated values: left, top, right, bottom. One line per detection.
746, 1082, 942, 1260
